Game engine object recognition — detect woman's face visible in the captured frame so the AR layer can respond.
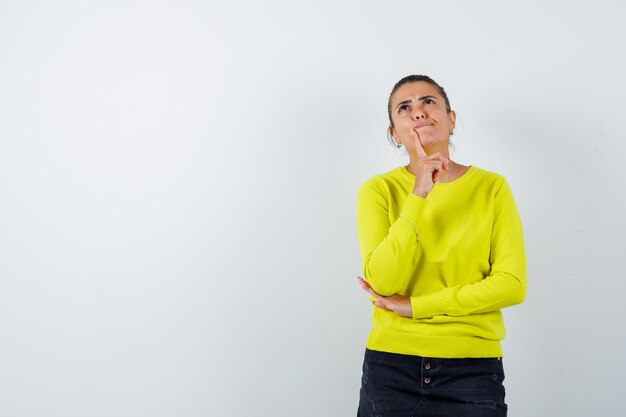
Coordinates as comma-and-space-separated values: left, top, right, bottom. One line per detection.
389, 81, 456, 154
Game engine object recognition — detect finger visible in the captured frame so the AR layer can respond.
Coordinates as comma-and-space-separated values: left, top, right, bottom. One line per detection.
425, 152, 450, 166
357, 277, 385, 300
365, 286, 383, 301
419, 160, 444, 173
358, 282, 373, 296
357, 278, 379, 299
410, 129, 428, 159
421, 159, 444, 168
357, 277, 376, 293
357, 277, 371, 290
368, 288, 382, 299
432, 170, 443, 183
430, 154, 450, 171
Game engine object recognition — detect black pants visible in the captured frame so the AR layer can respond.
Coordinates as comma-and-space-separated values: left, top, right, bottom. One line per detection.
358, 349, 507, 417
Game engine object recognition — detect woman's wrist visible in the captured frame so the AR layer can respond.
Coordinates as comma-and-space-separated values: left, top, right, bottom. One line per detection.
412, 188, 428, 198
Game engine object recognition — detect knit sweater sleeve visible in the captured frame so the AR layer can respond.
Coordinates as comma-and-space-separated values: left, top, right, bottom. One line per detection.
410, 177, 527, 318
357, 178, 428, 296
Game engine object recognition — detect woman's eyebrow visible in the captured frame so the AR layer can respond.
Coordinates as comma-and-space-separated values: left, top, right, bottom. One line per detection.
395, 95, 437, 109
395, 99, 412, 109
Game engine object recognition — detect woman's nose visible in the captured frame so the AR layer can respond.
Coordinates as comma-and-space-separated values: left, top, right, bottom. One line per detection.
413, 108, 425, 120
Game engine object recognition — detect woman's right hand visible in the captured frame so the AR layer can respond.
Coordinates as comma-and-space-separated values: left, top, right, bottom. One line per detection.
357, 277, 413, 318
410, 129, 450, 198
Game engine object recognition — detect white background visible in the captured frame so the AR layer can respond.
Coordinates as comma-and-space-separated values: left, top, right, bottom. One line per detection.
1, 1, 625, 416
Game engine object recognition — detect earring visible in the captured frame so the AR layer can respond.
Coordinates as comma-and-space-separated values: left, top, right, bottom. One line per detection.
387, 128, 402, 148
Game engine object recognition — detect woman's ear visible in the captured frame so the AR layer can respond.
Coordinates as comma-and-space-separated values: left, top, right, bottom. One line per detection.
388, 126, 401, 147
448, 111, 457, 132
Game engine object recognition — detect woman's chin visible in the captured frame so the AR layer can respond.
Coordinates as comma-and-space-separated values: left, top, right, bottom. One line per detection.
419, 137, 446, 150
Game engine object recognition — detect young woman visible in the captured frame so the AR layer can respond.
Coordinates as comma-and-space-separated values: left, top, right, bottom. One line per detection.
356, 75, 526, 417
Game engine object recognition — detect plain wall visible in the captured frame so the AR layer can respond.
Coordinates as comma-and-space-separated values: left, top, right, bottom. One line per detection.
1, 1, 625, 416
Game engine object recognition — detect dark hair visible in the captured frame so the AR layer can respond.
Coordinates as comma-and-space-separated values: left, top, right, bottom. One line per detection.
387, 75, 452, 128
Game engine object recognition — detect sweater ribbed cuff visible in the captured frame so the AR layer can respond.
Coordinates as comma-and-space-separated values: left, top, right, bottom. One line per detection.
410, 287, 453, 319
398, 193, 427, 230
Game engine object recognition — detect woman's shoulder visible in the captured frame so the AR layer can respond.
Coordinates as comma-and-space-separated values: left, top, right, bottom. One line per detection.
465, 166, 515, 199
368, 165, 413, 183
360, 166, 411, 190
467, 166, 506, 185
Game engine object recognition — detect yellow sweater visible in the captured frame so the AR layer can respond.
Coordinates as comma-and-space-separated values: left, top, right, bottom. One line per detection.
357, 165, 526, 358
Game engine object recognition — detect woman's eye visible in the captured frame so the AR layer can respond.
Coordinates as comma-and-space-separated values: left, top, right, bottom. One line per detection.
398, 105, 409, 113
424, 98, 434, 105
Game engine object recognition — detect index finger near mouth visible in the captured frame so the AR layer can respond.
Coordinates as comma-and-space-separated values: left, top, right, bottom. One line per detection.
411, 129, 428, 159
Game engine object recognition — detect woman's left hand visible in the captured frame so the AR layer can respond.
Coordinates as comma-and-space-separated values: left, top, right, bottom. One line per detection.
357, 277, 413, 318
